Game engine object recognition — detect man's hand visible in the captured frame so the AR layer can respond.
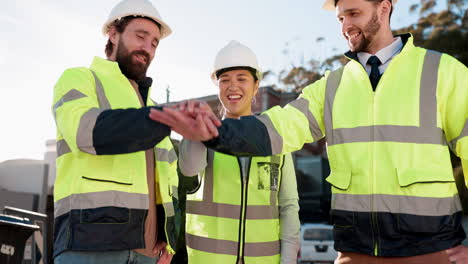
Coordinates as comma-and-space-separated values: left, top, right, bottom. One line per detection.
175, 100, 213, 117
153, 241, 173, 264
446, 245, 468, 263
149, 100, 221, 141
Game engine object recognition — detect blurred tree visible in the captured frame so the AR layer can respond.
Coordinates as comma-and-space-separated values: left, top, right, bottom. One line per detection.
272, 0, 467, 92
394, 0, 468, 65
278, 61, 323, 93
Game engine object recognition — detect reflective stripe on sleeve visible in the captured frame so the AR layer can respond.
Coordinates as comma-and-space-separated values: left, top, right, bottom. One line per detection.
76, 108, 103, 154
288, 97, 324, 141
449, 119, 468, 154
56, 139, 72, 157
155, 148, 177, 164
53, 89, 87, 114
255, 114, 283, 155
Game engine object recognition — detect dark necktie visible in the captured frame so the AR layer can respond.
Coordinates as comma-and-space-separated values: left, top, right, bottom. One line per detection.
367, 55, 382, 91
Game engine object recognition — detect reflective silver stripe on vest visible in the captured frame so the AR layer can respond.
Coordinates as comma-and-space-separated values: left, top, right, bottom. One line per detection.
163, 202, 175, 217
186, 201, 279, 220
90, 70, 111, 110
54, 190, 149, 217
56, 139, 72, 157
324, 67, 345, 142
202, 149, 215, 202
289, 97, 324, 141
76, 108, 103, 155
419, 50, 441, 129
331, 125, 445, 145
331, 193, 461, 216
255, 114, 283, 155
53, 89, 87, 114
186, 150, 279, 220
449, 119, 468, 154
186, 233, 280, 257
186, 233, 237, 255
324, 51, 443, 146
155, 148, 177, 164
244, 240, 281, 257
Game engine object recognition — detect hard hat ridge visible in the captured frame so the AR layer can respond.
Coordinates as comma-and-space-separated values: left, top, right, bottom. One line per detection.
102, 0, 172, 39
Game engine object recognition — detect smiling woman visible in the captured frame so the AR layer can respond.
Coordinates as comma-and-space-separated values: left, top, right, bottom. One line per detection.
178, 40, 300, 264
213, 41, 261, 119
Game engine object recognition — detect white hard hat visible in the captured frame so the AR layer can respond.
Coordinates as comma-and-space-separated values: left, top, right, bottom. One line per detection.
322, 0, 398, 11
211, 40, 262, 83
102, 0, 172, 39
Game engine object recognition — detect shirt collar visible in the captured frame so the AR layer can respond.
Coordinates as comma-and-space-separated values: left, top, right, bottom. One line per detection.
357, 36, 403, 66
345, 33, 412, 62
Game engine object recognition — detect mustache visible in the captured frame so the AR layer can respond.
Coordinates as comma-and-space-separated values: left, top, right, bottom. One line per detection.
131, 50, 150, 64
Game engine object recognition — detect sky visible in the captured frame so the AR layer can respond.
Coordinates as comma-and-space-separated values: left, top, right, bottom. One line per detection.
0, 0, 425, 162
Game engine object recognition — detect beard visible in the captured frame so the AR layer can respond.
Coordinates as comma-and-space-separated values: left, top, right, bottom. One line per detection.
115, 38, 151, 81
349, 10, 381, 53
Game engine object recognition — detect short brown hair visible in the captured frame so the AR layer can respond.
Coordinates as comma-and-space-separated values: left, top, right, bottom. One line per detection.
104, 16, 162, 57
334, 0, 393, 20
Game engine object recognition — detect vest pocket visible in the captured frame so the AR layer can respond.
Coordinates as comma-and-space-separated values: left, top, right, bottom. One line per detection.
80, 207, 130, 224
326, 170, 352, 190
396, 167, 454, 187
331, 210, 355, 244
257, 162, 280, 191
85, 154, 134, 185
397, 213, 457, 239
396, 167, 458, 235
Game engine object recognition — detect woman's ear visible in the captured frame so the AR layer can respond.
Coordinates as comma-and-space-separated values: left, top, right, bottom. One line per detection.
253, 80, 260, 97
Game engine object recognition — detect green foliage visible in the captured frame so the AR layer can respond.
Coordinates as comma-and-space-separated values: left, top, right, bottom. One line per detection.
394, 0, 468, 65
273, 0, 467, 92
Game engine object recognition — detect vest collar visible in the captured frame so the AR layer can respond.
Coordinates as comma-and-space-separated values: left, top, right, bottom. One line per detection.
90, 56, 123, 75
89, 56, 154, 105
345, 33, 413, 61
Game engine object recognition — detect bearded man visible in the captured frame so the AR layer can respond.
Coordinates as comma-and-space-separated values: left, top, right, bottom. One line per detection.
51, 1, 180, 263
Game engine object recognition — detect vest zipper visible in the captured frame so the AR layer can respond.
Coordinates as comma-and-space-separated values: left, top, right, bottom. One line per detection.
236, 157, 252, 263
370, 90, 379, 256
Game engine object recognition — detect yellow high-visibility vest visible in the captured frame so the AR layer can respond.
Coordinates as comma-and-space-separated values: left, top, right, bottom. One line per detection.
253, 34, 468, 256
186, 150, 284, 263
52, 57, 179, 255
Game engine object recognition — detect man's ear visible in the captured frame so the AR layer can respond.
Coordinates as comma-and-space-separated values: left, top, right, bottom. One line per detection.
380, 0, 392, 21
108, 26, 119, 46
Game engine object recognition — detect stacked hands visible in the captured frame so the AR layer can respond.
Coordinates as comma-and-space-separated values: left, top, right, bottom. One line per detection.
149, 101, 468, 264
149, 100, 222, 141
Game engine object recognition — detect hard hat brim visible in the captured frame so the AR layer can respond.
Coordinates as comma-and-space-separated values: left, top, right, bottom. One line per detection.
210, 65, 263, 85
